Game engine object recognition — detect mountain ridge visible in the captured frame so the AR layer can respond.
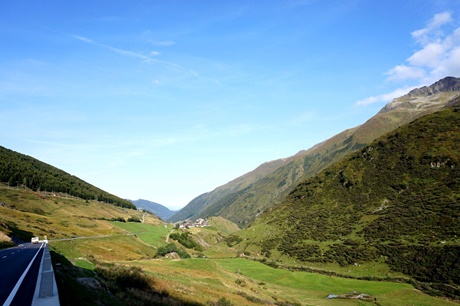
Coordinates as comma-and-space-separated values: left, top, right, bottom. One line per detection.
169, 76, 460, 226
129, 199, 175, 220
0, 146, 135, 209
231, 105, 460, 298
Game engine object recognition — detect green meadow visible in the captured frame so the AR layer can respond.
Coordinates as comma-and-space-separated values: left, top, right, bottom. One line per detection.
127, 257, 457, 306
110, 221, 173, 247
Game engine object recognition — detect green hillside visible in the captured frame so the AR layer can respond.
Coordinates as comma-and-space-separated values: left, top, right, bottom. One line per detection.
171, 77, 460, 227
232, 106, 460, 298
168, 158, 292, 222
0, 146, 134, 209
0, 169, 455, 304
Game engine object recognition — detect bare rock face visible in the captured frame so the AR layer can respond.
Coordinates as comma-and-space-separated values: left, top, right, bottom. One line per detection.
407, 76, 460, 97
379, 76, 460, 114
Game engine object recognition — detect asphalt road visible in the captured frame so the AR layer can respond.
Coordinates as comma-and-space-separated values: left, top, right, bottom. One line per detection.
0, 242, 44, 306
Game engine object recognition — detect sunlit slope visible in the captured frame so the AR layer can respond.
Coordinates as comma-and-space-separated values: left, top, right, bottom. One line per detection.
0, 146, 134, 209
171, 76, 460, 227
232, 106, 460, 297
128, 257, 458, 306
0, 186, 163, 243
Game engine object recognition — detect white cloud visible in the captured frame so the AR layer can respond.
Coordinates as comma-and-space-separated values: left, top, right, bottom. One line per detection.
407, 43, 444, 67
356, 11, 460, 107
411, 12, 452, 44
385, 65, 425, 81
354, 87, 415, 107
390, 11, 459, 82
73, 35, 94, 44
354, 96, 379, 107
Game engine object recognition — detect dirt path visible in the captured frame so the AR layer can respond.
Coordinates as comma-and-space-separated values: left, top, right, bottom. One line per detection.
165, 228, 175, 243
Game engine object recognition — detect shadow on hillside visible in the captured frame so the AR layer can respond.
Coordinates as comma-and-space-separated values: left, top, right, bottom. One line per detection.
50, 251, 203, 306
0, 220, 34, 245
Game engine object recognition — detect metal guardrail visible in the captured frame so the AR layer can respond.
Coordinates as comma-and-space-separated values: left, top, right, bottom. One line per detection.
32, 244, 60, 306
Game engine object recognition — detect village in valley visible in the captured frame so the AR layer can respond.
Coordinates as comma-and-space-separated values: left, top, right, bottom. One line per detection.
176, 218, 210, 229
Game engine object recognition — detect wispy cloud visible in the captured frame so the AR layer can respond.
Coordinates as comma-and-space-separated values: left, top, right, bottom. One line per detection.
73, 35, 94, 44
72, 34, 221, 85
385, 65, 426, 82
142, 30, 176, 47
355, 11, 460, 107
355, 87, 416, 107
152, 40, 176, 47
72, 34, 183, 69
411, 12, 452, 45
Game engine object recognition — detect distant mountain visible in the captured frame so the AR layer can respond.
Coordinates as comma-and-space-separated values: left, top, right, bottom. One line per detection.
130, 199, 175, 220
232, 105, 460, 297
169, 76, 460, 226
0, 146, 135, 209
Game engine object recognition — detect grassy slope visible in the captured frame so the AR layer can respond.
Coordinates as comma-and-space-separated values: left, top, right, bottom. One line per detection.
2, 104, 459, 305
0, 146, 134, 209
171, 85, 460, 227
0, 186, 165, 260
114, 214, 455, 305
128, 258, 457, 306
168, 159, 292, 222
0, 186, 454, 305
227, 107, 460, 297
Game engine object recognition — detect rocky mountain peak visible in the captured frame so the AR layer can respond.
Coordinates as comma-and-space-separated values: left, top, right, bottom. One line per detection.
407, 76, 460, 97
378, 76, 460, 114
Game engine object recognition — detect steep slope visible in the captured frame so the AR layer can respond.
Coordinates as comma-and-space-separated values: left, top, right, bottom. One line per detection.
170, 76, 460, 226
168, 157, 296, 222
234, 106, 460, 296
0, 146, 134, 209
130, 199, 175, 220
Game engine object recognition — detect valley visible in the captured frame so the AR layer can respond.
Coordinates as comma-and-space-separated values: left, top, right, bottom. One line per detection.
0, 185, 457, 305
0, 77, 459, 305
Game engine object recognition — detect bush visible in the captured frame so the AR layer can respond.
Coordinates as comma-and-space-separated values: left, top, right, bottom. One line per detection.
95, 264, 151, 291
94, 263, 200, 305
224, 235, 243, 247
169, 231, 203, 251
213, 297, 233, 306
110, 217, 125, 222
155, 243, 191, 259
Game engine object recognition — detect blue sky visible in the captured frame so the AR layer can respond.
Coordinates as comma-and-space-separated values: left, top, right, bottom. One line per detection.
1, 0, 459, 210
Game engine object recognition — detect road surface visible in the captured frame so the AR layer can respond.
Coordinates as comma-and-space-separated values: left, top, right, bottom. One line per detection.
0, 242, 45, 306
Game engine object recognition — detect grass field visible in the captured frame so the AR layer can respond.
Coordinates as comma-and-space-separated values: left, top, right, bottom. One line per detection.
0, 186, 162, 241
214, 258, 453, 306
1, 187, 457, 305
110, 221, 172, 247
128, 257, 457, 306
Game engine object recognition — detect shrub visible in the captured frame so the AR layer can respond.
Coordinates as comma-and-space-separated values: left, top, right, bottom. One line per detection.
169, 231, 203, 251
155, 243, 190, 259
110, 217, 125, 222
95, 264, 151, 291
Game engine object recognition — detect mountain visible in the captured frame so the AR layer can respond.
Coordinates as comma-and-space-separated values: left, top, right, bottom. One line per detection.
169, 76, 460, 226
130, 199, 175, 220
233, 105, 460, 297
0, 146, 135, 209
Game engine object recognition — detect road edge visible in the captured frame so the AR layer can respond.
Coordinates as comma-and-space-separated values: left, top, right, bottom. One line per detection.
32, 244, 60, 306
